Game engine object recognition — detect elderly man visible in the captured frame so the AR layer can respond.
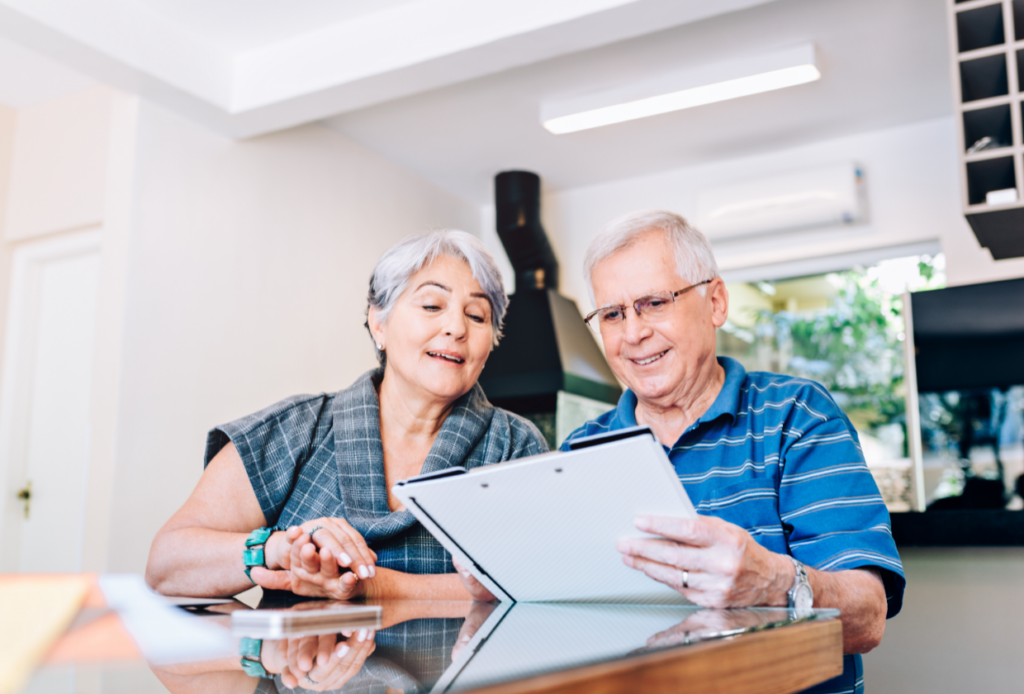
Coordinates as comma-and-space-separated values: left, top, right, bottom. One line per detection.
562, 210, 904, 694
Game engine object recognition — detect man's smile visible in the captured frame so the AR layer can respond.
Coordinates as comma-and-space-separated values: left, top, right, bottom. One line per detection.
628, 350, 668, 366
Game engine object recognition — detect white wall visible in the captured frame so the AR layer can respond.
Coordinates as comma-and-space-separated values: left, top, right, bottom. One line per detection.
539, 116, 1024, 312
104, 101, 479, 573
4, 87, 112, 241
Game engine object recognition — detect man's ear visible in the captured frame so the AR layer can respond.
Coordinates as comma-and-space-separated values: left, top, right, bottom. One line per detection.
709, 279, 729, 328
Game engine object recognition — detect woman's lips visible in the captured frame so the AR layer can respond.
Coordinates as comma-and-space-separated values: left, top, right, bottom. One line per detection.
427, 350, 465, 364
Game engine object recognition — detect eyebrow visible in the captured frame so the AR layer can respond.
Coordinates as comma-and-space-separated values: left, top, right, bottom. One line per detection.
415, 281, 451, 292
416, 283, 492, 308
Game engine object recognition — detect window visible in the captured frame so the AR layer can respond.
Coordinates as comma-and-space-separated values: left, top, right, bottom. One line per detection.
718, 253, 946, 511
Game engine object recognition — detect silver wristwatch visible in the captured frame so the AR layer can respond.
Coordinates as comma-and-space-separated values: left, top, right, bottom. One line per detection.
787, 556, 813, 614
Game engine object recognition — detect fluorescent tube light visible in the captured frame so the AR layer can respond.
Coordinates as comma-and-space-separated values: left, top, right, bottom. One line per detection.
542, 44, 820, 135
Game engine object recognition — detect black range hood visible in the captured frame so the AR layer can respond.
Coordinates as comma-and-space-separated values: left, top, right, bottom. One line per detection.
478, 171, 622, 416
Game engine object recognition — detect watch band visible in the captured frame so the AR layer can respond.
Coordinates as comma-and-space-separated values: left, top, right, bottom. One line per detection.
787, 555, 811, 609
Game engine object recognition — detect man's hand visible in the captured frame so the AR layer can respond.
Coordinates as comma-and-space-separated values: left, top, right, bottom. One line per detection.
616, 515, 793, 608
453, 557, 496, 602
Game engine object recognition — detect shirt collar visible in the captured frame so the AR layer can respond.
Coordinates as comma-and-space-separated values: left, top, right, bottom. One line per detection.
614, 356, 747, 429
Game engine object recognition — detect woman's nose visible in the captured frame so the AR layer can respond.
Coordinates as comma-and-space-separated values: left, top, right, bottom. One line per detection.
443, 314, 468, 339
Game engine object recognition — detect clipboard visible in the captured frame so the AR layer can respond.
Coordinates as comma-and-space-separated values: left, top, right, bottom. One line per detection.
392, 426, 696, 604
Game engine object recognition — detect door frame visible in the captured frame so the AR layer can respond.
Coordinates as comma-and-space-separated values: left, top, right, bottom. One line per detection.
0, 229, 101, 572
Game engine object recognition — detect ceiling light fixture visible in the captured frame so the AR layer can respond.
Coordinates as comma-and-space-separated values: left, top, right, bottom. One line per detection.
541, 44, 820, 135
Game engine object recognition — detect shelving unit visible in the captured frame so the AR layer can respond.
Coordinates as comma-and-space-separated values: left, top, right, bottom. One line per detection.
949, 0, 1024, 259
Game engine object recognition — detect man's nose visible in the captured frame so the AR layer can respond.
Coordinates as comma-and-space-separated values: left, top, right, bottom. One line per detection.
621, 310, 650, 343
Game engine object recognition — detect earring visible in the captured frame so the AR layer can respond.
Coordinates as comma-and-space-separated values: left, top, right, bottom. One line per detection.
376, 343, 383, 350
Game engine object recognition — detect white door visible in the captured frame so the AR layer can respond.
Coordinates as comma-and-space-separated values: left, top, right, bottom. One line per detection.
0, 230, 100, 573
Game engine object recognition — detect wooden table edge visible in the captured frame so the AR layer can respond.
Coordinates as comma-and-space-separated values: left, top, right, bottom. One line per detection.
462, 618, 844, 694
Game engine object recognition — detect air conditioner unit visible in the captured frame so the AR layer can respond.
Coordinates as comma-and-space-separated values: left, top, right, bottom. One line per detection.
693, 163, 866, 240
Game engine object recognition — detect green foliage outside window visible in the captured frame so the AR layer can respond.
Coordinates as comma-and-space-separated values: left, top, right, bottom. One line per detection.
743, 256, 945, 448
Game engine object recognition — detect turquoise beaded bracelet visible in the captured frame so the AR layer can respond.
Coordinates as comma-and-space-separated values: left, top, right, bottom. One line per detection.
239, 637, 270, 678
243, 526, 274, 585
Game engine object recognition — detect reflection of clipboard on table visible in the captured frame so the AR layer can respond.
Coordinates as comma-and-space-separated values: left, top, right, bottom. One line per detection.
432, 602, 701, 693
392, 426, 697, 605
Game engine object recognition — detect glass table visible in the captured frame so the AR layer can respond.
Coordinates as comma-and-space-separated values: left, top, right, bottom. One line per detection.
26, 597, 842, 694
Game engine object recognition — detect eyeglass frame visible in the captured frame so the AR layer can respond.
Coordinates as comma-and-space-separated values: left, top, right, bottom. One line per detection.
583, 278, 716, 332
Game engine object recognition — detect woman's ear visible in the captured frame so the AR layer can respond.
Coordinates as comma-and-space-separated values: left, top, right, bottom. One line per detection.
367, 307, 385, 349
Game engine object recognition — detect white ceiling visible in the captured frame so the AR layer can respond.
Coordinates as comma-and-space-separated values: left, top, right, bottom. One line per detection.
0, 0, 953, 203
324, 0, 954, 202
137, 0, 420, 53
0, 0, 776, 136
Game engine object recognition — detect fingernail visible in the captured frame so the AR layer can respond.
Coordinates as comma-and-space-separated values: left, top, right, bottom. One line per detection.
358, 565, 369, 579
334, 644, 350, 659
357, 629, 367, 642
635, 516, 651, 530
616, 540, 629, 553
338, 552, 352, 565
369, 566, 376, 578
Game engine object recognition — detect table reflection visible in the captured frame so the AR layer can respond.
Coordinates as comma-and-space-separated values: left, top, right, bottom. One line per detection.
150, 599, 836, 694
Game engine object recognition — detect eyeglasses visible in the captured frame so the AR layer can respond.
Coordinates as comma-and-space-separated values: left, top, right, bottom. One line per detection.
583, 279, 715, 333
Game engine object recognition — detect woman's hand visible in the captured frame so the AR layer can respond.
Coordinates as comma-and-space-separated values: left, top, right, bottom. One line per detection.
452, 557, 496, 602
251, 520, 377, 599
260, 630, 376, 691
292, 519, 378, 579
288, 520, 377, 600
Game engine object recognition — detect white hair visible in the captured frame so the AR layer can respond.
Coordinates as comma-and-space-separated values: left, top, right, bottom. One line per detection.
366, 229, 509, 365
583, 210, 719, 304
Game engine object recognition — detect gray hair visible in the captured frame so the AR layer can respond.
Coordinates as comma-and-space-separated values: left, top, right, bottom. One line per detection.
366, 229, 509, 365
583, 210, 719, 304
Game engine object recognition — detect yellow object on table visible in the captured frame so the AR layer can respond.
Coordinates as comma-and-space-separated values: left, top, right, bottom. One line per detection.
0, 575, 92, 694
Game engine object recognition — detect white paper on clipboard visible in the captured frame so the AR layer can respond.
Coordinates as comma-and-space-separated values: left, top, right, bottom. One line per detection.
391, 427, 696, 605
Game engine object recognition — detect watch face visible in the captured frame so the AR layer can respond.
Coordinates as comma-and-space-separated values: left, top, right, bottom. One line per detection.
794, 584, 814, 612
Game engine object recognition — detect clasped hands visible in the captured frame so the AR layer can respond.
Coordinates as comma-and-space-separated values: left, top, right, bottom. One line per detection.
248, 518, 379, 600
259, 627, 376, 691
616, 515, 795, 608
246, 517, 493, 601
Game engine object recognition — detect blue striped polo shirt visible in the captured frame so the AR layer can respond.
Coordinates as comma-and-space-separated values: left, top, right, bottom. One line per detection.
560, 356, 905, 694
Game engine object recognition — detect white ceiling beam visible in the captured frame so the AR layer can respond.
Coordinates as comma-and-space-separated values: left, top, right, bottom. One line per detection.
1, 0, 232, 108
0, 0, 780, 139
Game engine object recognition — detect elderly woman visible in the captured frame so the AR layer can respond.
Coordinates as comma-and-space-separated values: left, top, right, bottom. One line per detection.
563, 210, 906, 693
146, 230, 546, 601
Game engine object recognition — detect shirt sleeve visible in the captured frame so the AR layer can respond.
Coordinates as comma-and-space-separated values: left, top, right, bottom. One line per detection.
204, 394, 329, 526
778, 394, 907, 619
